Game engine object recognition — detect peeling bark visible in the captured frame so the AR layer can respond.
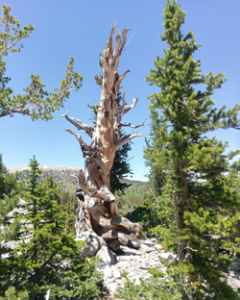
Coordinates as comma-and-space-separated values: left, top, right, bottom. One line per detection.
63, 24, 146, 251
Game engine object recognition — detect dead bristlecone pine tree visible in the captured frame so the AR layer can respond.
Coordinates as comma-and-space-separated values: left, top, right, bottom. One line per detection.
62, 24, 146, 255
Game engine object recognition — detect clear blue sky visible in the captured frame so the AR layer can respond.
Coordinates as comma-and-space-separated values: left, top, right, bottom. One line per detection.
1, 0, 239, 181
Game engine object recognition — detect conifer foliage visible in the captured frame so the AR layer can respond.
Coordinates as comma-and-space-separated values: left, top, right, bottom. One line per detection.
0, 154, 21, 260
143, 0, 240, 298
0, 286, 29, 300
0, 4, 82, 120
1, 157, 101, 300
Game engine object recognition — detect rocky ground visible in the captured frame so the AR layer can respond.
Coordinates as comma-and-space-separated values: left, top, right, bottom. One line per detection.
92, 237, 240, 299
93, 238, 175, 297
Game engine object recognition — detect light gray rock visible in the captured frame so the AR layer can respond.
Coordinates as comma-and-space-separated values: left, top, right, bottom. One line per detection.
112, 270, 121, 278
96, 259, 108, 270
229, 270, 240, 278
153, 243, 164, 251
97, 258, 113, 280
118, 232, 128, 245
75, 231, 101, 258
128, 271, 137, 278
2, 199, 33, 251
141, 239, 156, 247
116, 277, 126, 287
7, 199, 28, 218
227, 276, 240, 291
116, 261, 129, 268
99, 265, 113, 280
1, 253, 10, 260
94, 238, 168, 295
158, 252, 176, 262
140, 244, 153, 253
96, 245, 117, 266
107, 282, 118, 294
118, 255, 141, 261
230, 258, 240, 273
120, 246, 142, 256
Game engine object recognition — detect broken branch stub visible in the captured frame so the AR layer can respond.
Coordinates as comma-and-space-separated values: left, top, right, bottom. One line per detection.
64, 24, 146, 253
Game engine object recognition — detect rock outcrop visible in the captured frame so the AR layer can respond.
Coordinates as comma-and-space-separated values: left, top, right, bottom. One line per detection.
94, 237, 176, 296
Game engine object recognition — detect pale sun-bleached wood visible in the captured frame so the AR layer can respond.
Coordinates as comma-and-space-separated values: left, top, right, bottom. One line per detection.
64, 24, 146, 251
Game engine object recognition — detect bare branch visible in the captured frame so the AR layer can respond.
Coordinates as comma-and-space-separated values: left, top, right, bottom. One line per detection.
123, 98, 138, 116
116, 96, 139, 126
62, 114, 95, 138
102, 22, 115, 68
119, 118, 147, 129
114, 69, 131, 92
45, 290, 50, 300
184, 246, 198, 252
122, 32, 135, 54
62, 108, 69, 116
65, 128, 90, 151
120, 28, 131, 53
114, 132, 147, 151
108, 22, 115, 58
183, 253, 191, 262
114, 34, 121, 57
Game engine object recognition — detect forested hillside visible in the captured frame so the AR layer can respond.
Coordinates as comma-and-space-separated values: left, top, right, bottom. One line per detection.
8, 165, 148, 195
8, 165, 80, 192
8, 165, 148, 217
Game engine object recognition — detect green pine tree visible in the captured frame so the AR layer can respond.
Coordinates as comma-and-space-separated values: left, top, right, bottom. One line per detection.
0, 286, 29, 300
0, 4, 82, 120
1, 156, 101, 299
220, 152, 240, 256
143, 0, 240, 298
227, 151, 240, 195
0, 154, 22, 268
38, 175, 78, 235
60, 190, 79, 234
125, 138, 174, 236
115, 269, 181, 300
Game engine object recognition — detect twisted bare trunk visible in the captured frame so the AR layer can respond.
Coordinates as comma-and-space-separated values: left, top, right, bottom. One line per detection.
62, 24, 146, 251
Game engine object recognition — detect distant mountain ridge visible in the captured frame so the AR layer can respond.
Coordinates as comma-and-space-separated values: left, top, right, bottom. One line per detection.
8, 165, 80, 173
7, 165, 148, 195
8, 165, 80, 192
